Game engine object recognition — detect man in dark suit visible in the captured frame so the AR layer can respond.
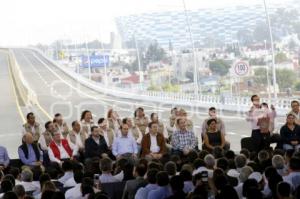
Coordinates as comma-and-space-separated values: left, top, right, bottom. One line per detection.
85, 126, 110, 159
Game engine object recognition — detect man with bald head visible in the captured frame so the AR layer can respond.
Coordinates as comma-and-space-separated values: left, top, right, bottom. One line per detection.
18, 133, 42, 166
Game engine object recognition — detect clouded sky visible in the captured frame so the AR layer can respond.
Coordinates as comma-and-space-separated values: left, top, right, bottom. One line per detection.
0, 0, 291, 46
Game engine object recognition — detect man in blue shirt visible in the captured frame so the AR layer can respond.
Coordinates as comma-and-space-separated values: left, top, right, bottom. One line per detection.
112, 124, 138, 159
18, 133, 42, 167
0, 145, 10, 169
148, 171, 171, 199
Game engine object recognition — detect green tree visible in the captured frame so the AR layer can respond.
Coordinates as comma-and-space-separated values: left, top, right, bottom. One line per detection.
275, 52, 288, 63
295, 81, 300, 91
144, 41, 167, 65
209, 59, 231, 76
276, 69, 296, 90
254, 68, 296, 90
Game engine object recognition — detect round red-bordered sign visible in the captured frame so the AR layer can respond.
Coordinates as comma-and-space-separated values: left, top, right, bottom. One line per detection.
234, 61, 249, 76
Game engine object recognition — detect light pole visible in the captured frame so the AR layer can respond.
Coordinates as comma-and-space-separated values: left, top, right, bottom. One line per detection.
264, 40, 271, 103
84, 36, 92, 80
99, 30, 108, 87
134, 35, 143, 90
263, 0, 277, 101
182, 0, 199, 99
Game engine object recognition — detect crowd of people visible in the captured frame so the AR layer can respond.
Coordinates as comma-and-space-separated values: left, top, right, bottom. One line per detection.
0, 95, 299, 198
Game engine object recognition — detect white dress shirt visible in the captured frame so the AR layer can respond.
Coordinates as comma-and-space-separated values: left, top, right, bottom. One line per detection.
65, 183, 82, 199
103, 130, 110, 147
150, 134, 160, 153
48, 142, 70, 164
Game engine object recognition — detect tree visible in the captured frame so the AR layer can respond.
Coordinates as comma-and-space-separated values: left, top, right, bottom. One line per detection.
254, 68, 296, 90
276, 69, 296, 90
144, 41, 167, 65
253, 21, 269, 43
275, 52, 289, 63
237, 29, 254, 46
295, 81, 300, 91
209, 59, 231, 76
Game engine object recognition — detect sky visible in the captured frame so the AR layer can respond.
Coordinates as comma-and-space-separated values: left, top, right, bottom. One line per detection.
0, 0, 292, 46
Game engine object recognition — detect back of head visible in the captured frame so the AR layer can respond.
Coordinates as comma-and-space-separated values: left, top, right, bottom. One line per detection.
81, 177, 94, 197
41, 190, 55, 199
242, 179, 258, 197
62, 160, 73, 172
217, 158, 228, 171
258, 150, 269, 162
180, 169, 192, 181
245, 187, 263, 199
218, 185, 239, 199
164, 161, 177, 176
135, 163, 147, 177
99, 158, 113, 173
42, 181, 56, 192
170, 175, 184, 191
277, 182, 291, 198
13, 184, 25, 198
2, 191, 18, 199
272, 155, 285, 170
147, 169, 159, 184
213, 147, 224, 159
239, 166, 253, 183
234, 154, 247, 169
1, 180, 13, 193
21, 169, 33, 182
204, 154, 215, 169
3, 174, 15, 187
289, 157, 300, 171
74, 170, 84, 184
156, 171, 169, 186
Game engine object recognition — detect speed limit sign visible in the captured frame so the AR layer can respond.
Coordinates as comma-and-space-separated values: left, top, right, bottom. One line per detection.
234, 61, 249, 76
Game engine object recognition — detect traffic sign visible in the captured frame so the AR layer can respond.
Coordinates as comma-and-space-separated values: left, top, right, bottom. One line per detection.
234, 61, 249, 76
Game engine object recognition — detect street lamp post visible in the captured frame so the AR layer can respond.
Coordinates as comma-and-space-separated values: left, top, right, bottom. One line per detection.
263, 0, 277, 101
182, 0, 199, 99
134, 35, 143, 90
264, 40, 271, 103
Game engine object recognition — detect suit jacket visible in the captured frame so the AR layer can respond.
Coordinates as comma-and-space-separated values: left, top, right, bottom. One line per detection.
85, 135, 109, 158
141, 133, 166, 157
122, 177, 147, 199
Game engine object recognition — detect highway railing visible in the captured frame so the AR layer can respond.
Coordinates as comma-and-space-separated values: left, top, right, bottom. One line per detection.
31, 48, 293, 116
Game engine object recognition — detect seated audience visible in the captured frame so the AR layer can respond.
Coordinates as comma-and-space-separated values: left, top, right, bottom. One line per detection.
171, 118, 196, 156
141, 122, 167, 159
85, 126, 110, 159
18, 133, 42, 166
112, 124, 138, 159
48, 131, 74, 165
203, 118, 228, 152
280, 114, 300, 151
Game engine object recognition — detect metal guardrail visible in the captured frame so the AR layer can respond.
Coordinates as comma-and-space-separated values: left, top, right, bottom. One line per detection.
31, 48, 293, 116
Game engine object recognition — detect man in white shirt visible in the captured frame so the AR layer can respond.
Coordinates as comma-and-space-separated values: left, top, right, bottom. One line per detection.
48, 131, 75, 165
38, 121, 55, 151
67, 121, 87, 155
58, 160, 74, 186
65, 170, 83, 199
20, 169, 40, 193
98, 118, 114, 149
112, 124, 138, 159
